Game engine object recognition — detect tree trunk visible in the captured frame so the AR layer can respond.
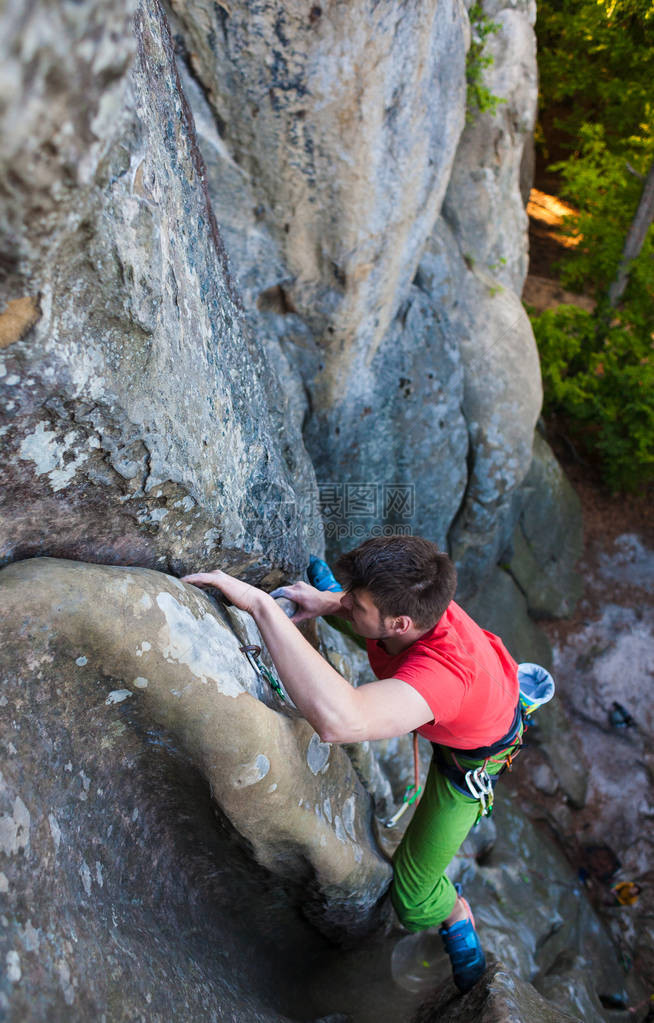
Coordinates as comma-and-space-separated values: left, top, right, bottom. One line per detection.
607, 155, 654, 307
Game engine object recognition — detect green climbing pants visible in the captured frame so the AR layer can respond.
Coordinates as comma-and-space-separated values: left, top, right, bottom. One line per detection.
390, 738, 520, 931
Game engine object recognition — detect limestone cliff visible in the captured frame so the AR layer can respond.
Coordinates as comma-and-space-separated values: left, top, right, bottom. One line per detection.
170, 0, 575, 633
0, 0, 321, 581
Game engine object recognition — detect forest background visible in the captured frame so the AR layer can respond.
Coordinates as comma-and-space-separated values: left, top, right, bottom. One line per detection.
528, 0, 653, 493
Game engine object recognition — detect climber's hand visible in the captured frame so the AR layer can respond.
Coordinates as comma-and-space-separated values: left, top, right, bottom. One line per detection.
181, 569, 261, 615
269, 580, 343, 624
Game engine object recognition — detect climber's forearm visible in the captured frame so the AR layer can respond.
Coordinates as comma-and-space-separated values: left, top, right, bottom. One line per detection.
182, 568, 369, 740
251, 592, 361, 739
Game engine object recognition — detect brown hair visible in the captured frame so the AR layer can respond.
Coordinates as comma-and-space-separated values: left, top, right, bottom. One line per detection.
335, 535, 457, 630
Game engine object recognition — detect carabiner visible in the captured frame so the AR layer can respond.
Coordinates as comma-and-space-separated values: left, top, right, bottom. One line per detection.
465, 767, 494, 816
240, 644, 286, 702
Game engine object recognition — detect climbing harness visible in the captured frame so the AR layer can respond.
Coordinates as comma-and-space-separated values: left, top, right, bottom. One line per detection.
431, 664, 556, 818
209, 590, 287, 703
433, 747, 506, 819
381, 662, 556, 826
429, 697, 524, 818
384, 731, 422, 829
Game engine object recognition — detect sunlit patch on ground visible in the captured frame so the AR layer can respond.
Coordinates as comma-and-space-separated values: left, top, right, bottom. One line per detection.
523, 187, 595, 313
527, 188, 582, 245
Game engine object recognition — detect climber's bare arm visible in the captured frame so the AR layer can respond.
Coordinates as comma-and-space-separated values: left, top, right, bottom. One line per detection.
181, 569, 433, 743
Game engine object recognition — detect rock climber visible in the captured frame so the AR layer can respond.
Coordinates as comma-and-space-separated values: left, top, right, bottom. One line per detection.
182, 534, 525, 994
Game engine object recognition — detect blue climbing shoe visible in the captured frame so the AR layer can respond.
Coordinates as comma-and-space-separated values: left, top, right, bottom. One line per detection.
307, 555, 342, 592
440, 885, 486, 993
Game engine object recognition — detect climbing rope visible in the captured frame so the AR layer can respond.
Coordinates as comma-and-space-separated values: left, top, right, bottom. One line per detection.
384, 731, 422, 829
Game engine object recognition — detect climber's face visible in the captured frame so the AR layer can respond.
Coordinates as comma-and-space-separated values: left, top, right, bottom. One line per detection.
339, 588, 391, 639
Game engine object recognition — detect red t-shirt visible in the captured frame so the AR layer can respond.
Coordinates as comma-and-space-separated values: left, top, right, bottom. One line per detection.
366, 600, 519, 748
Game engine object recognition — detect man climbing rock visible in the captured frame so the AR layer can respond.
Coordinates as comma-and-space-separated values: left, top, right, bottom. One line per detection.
183, 535, 525, 994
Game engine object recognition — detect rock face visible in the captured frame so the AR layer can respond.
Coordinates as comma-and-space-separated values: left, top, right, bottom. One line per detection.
0, 0, 565, 604
414, 0, 542, 596
170, 0, 472, 559
508, 433, 584, 619
0, 557, 391, 1017
171, 0, 551, 595
417, 220, 542, 597
172, 0, 468, 387
0, 0, 322, 581
442, 0, 538, 296
304, 286, 469, 552
0, 557, 390, 907
413, 962, 583, 1022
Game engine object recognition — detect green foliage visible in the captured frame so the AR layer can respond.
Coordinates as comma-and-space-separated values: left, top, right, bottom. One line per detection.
537, 0, 654, 149
530, 305, 654, 491
466, 4, 506, 121
536, 0, 654, 304
533, 0, 654, 492
550, 122, 654, 317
